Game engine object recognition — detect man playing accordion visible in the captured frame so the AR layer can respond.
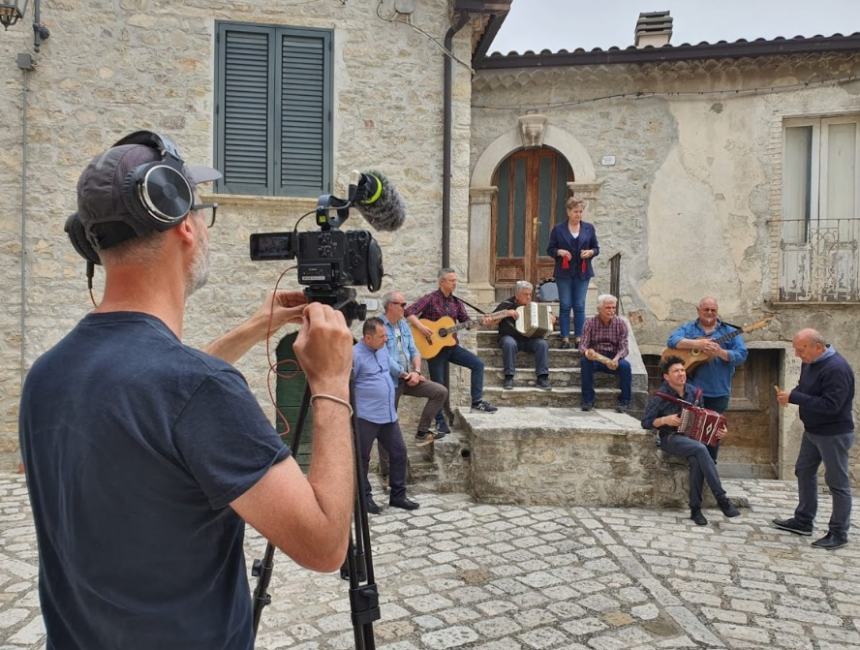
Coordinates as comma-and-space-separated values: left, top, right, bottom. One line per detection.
642, 356, 740, 526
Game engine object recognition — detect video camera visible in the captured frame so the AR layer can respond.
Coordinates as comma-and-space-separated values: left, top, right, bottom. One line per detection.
250, 170, 405, 321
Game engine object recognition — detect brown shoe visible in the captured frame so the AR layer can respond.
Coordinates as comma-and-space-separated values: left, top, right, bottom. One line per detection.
415, 431, 435, 447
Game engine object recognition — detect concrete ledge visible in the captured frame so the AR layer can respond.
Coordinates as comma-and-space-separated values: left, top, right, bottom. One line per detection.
462, 407, 730, 508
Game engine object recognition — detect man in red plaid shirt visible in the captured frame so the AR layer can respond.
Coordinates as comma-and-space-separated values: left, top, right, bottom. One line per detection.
579, 294, 632, 413
406, 268, 498, 434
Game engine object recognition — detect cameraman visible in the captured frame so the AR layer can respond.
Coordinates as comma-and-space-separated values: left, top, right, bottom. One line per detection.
19, 135, 355, 649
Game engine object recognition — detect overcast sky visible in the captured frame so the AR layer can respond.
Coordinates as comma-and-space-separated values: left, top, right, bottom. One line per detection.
490, 0, 860, 54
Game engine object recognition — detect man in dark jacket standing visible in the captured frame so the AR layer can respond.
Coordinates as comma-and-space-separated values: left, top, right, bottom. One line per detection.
774, 329, 855, 550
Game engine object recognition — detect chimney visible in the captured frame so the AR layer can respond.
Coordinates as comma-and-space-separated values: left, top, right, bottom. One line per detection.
635, 11, 672, 48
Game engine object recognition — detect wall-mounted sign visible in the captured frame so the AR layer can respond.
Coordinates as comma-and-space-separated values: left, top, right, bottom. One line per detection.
601, 155, 616, 167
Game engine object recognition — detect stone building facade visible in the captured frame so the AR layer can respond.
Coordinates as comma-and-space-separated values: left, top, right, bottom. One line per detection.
469, 41, 860, 482
2, 1, 859, 487
0, 0, 495, 467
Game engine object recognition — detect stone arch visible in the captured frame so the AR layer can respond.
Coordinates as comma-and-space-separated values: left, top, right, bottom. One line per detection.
471, 124, 597, 188
468, 124, 599, 298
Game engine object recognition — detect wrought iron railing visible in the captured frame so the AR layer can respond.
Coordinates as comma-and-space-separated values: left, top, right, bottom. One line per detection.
777, 218, 860, 302
609, 252, 622, 312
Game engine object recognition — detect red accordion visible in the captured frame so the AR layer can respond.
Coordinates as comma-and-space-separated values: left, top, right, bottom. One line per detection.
656, 392, 727, 447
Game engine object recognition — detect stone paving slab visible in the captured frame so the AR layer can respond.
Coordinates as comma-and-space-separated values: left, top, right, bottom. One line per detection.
1, 473, 858, 649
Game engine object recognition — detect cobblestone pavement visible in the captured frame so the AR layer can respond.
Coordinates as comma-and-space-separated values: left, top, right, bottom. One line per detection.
1, 472, 859, 649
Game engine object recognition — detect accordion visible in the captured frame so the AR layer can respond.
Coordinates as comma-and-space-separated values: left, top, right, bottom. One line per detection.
515, 303, 553, 338
655, 392, 727, 447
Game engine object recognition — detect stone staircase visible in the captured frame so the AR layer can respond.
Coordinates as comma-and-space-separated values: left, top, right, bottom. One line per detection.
392, 319, 738, 509
478, 330, 649, 411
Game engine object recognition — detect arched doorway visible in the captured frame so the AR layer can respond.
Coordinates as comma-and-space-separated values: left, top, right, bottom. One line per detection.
492, 147, 573, 292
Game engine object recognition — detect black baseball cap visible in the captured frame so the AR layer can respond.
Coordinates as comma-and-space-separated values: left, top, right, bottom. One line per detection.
76, 139, 221, 250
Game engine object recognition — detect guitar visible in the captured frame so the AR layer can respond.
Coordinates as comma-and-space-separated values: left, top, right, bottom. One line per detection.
660, 317, 772, 374
411, 311, 509, 360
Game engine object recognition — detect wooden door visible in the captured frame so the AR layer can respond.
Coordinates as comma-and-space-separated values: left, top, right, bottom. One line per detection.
492, 148, 573, 291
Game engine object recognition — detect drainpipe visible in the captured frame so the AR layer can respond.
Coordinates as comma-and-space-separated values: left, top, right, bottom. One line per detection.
442, 12, 470, 268
19, 69, 31, 394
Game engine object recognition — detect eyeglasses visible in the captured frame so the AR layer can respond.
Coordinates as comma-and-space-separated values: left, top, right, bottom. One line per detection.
191, 202, 218, 228
392, 302, 407, 307
699, 307, 718, 313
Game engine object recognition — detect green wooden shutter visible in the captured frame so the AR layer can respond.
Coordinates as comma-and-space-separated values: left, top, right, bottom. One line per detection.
217, 24, 274, 194
215, 23, 331, 197
277, 29, 332, 196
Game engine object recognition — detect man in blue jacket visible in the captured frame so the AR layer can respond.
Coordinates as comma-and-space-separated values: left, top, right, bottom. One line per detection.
774, 329, 854, 550
666, 296, 748, 461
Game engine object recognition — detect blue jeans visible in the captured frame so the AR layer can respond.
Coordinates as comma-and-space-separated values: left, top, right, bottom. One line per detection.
794, 430, 854, 536
555, 275, 590, 338
428, 344, 485, 423
500, 335, 549, 378
701, 395, 730, 462
580, 358, 631, 405
660, 432, 727, 509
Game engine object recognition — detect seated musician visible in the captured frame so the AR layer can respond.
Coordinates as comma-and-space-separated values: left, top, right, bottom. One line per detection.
641, 356, 740, 526
493, 281, 551, 390
579, 294, 631, 412
406, 268, 498, 431
381, 290, 448, 446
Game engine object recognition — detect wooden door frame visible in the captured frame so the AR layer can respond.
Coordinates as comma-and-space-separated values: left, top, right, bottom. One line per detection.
491, 148, 572, 290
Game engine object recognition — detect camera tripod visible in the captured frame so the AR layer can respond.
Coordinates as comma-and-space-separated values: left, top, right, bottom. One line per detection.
251, 289, 380, 650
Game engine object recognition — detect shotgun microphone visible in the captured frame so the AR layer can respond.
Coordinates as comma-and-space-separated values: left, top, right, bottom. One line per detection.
351, 170, 406, 232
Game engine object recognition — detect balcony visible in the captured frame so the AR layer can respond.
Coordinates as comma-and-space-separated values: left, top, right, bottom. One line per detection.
778, 218, 860, 302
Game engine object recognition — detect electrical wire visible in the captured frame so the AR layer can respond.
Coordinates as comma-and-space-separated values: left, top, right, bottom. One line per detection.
472, 74, 860, 111
375, 0, 475, 74
263, 265, 305, 437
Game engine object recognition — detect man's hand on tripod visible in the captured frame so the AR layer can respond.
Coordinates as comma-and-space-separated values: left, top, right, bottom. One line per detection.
258, 290, 308, 331
294, 302, 352, 398
230, 300, 355, 573
204, 290, 309, 364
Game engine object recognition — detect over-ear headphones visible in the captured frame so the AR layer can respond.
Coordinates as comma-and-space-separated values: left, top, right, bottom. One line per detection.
114, 130, 194, 231
66, 130, 196, 265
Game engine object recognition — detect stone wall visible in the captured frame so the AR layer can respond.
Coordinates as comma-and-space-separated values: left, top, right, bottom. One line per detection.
470, 54, 860, 483
466, 407, 717, 509
0, 0, 476, 467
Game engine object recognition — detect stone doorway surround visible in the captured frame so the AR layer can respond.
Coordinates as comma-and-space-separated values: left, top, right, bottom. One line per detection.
469, 119, 603, 302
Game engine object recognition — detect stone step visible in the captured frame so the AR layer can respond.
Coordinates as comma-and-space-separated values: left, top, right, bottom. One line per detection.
455, 406, 729, 508
475, 331, 570, 348
481, 386, 648, 412
476, 348, 581, 366
484, 366, 620, 388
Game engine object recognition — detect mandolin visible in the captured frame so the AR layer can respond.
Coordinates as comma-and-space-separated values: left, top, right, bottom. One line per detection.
660, 317, 772, 373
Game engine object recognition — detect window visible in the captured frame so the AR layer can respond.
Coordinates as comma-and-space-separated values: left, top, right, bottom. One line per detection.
780, 116, 860, 301
214, 22, 332, 197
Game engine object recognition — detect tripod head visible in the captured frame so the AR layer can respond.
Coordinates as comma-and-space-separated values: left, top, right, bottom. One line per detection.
303, 286, 367, 325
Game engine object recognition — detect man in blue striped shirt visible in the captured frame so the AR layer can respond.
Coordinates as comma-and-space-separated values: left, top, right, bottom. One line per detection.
353, 317, 420, 513
666, 296, 747, 461
381, 291, 448, 446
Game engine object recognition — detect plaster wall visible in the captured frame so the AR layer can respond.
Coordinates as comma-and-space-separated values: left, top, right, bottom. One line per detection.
471, 54, 860, 482
0, 0, 475, 466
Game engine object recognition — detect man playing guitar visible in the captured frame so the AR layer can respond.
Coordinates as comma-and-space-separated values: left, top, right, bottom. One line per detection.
666, 296, 748, 461
406, 268, 498, 433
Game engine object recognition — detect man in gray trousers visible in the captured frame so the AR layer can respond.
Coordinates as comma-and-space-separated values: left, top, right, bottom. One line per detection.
774, 328, 855, 550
